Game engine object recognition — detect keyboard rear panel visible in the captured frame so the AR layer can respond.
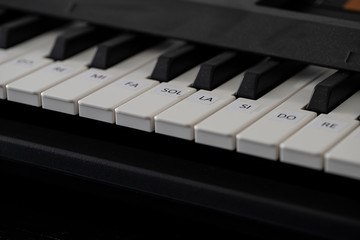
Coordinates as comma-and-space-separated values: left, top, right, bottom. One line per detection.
1, 0, 360, 72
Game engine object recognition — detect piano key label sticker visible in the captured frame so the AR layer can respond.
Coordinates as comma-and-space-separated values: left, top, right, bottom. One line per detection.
309, 117, 349, 132
115, 78, 151, 91
186, 92, 220, 105
44, 64, 73, 75
80, 71, 112, 82
269, 110, 306, 123
11, 57, 37, 68
150, 85, 193, 98
226, 100, 260, 113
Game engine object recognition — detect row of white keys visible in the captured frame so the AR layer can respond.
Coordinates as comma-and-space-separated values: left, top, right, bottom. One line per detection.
114, 66, 199, 131
280, 90, 360, 170
195, 66, 327, 150
154, 70, 243, 140
325, 125, 360, 180
41, 40, 183, 115
6, 47, 95, 106
236, 69, 336, 160
0, 29, 66, 99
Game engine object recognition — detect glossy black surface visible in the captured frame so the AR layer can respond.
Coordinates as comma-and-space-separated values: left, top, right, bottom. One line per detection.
48, 24, 117, 60
236, 58, 306, 99
150, 44, 217, 82
306, 71, 360, 113
0, 15, 64, 48
0, 100, 359, 239
192, 51, 260, 90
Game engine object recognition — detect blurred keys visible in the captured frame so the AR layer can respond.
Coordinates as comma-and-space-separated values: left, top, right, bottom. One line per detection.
6, 48, 95, 106
325, 126, 360, 180
0, 9, 23, 25
0, 15, 65, 48
0, 28, 66, 98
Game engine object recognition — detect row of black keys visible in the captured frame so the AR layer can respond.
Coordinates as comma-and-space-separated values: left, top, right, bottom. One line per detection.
1, 9, 360, 116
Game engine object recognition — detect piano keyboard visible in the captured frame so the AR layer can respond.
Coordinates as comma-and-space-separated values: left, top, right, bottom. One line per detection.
3, 2, 360, 238
1, 13, 360, 183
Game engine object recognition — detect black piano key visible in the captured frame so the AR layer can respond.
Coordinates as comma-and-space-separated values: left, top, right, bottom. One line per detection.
0, 15, 65, 49
0, 9, 23, 25
48, 25, 118, 61
192, 51, 261, 90
235, 58, 307, 100
89, 33, 163, 69
305, 71, 360, 114
150, 44, 219, 82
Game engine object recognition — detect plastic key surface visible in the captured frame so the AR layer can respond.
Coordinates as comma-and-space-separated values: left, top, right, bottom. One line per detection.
235, 58, 307, 100
48, 25, 117, 61
325, 126, 360, 180
305, 71, 360, 114
154, 70, 243, 140
42, 40, 182, 115
280, 91, 360, 170
0, 9, 23, 25
0, 27, 65, 64
0, 52, 53, 98
236, 69, 335, 159
79, 61, 159, 123
79, 41, 184, 123
192, 51, 261, 91
115, 66, 198, 131
6, 48, 96, 106
150, 44, 218, 82
0, 15, 65, 48
195, 66, 327, 150
89, 33, 163, 69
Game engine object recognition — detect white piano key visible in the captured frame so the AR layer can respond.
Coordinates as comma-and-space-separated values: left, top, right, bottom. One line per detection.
235, 69, 335, 159
154, 72, 243, 140
0, 52, 53, 99
195, 66, 327, 150
325, 126, 360, 180
79, 61, 159, 123
42, 68, 127, 115
6, 48, 95, 106
42, 40, 182, 115
114, 66, 199, 131
280, 91, 360, 170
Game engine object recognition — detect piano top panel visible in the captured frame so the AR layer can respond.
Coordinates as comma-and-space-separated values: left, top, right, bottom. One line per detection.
0, 0, 360, 72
